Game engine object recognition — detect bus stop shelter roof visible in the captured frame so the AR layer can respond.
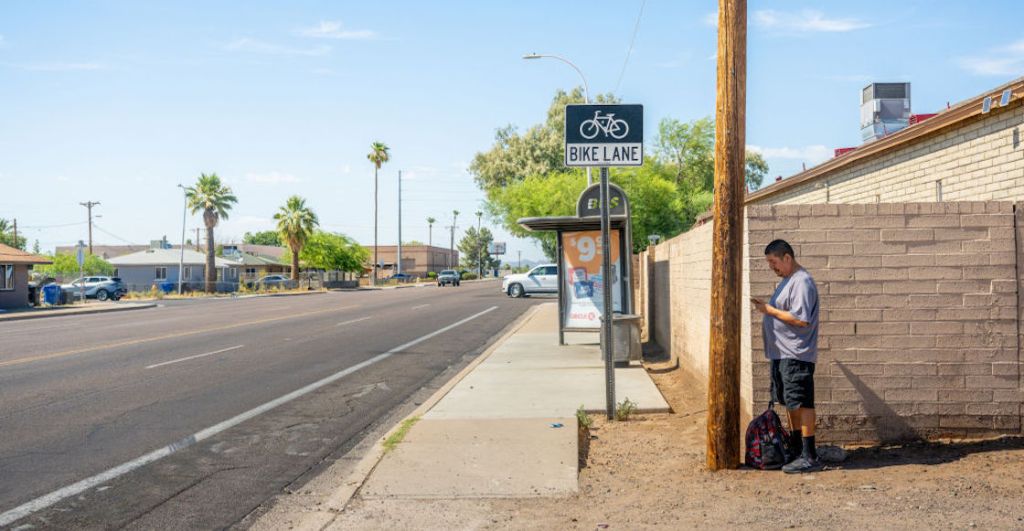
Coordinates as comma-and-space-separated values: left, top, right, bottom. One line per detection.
517, 215, 629, 233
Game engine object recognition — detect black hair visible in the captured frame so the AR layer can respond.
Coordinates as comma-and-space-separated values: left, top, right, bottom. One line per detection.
764, 239, 795, 259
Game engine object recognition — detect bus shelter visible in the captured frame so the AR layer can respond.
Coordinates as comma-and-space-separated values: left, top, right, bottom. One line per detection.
518, 183, 634, 345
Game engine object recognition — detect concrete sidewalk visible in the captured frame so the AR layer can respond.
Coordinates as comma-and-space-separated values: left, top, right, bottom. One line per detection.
352, 302, 669, 501
0, 301, 157, 322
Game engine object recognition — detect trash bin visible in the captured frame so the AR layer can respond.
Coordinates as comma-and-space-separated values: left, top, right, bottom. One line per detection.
159, 281, 174, 293
600, 313, 642, 363
42, 284, 61, 305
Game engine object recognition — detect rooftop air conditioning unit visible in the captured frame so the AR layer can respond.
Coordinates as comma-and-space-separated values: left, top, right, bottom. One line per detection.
860, 82, 911, 143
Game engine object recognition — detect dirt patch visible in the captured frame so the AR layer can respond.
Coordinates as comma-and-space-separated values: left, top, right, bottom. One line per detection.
332, 366, 1024, 529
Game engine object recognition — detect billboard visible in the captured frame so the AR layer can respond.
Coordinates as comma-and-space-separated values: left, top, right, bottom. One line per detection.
562, 229, 622, 329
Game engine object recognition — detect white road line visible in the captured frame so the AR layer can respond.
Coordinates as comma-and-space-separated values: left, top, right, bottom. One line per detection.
410, 304, 430, 310
145, 345, 245, 370
0, 305, 500, 528
335, 316, 372, 327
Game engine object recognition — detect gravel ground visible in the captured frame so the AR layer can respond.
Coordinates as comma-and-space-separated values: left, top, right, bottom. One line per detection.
333, 365, 1024, 530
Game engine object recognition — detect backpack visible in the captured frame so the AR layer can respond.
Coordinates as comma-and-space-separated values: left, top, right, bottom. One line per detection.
744, 402, 793, 470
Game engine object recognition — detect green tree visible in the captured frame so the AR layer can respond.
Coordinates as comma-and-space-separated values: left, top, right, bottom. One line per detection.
367, 141, 390, 285
426, 217, 436, 249
744, 150, 769, 190
458, 227, 500, 272
185, 173, 238, 292
33, 240, 41, 254
0, 219, 27, 250
35, 253, 114, 279
275, 196, 320, 281
282, 231, 368, 274
243, 230, 282, 246
653, 116, 769, 191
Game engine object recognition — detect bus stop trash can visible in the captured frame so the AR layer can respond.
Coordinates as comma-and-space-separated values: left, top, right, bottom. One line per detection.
42, 284, 61, 305
600, 313, 642, 363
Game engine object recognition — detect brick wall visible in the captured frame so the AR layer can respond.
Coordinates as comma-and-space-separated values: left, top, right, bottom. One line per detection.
756, 104, 1024, 206
643, 202, 1024, 444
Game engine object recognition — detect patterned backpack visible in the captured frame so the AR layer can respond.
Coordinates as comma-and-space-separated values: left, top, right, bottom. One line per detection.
744, 402, 792, 470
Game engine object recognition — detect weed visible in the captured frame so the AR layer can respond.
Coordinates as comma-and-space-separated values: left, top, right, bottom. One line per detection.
382, 416, 420, 453
576, 405, 593, 429
615, 397, 637, 421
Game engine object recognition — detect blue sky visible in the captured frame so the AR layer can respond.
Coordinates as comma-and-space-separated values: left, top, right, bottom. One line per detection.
2, 1, 1022, 260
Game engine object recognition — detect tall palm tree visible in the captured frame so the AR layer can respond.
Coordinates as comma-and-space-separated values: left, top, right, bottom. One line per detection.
450, 210, 460, 269
426, 216, 436, 272
367, 142, 390, 286
185, 173, 237, 292
275, 195, 320, 282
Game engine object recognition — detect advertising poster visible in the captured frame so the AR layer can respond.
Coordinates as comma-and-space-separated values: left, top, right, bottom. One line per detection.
562, 230, 623, 329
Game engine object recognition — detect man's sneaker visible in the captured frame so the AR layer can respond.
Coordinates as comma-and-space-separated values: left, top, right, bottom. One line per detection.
782, 455, 823, 474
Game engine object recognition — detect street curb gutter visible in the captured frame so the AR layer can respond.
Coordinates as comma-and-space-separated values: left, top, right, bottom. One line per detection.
314, 303, 545, 524
0, 303, 158, 322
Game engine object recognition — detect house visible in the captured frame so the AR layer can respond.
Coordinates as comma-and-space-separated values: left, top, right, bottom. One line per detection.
0, 243, 52, 310
221, 246, 289, 284
109, 247, 242, 292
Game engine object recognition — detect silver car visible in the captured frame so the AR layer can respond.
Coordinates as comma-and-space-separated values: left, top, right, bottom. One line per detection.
60, 276, 126, 301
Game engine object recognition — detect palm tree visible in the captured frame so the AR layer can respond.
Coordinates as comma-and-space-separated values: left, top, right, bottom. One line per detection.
185, 173, 237, 292
426, 216, 436, 273
367, 142, 390, 286
450, 210, 460, 269
275, 195, 320, 283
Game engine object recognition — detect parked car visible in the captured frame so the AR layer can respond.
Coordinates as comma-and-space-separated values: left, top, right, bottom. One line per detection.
387, 273, 413, 282
251, 275, 297, 290
437, 269, 460, 287
59, 276, 126, 301
502, 264, 558, 298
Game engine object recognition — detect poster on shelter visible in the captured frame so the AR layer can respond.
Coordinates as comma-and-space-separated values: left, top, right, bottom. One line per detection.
562, 230, 623, 329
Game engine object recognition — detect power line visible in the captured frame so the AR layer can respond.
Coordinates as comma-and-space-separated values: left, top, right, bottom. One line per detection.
613, 0, 647, 95
91, 223, 139, 245
19, 221, 88, 230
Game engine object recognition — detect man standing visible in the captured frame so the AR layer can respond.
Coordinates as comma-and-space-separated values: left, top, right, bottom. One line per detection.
751, 239, 821, 474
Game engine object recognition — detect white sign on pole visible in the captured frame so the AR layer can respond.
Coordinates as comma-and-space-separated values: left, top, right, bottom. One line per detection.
564, 104, 644, 167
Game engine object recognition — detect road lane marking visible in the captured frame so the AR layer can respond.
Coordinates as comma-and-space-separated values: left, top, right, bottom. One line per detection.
0, 304, 358, 369
410, 304, 430, 310
145, 345, 245, 370
0, 305, 499, 527
335, 316, 372, 327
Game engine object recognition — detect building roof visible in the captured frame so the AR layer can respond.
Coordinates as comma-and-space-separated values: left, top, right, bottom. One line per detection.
225, 251, 285, 267
0, 243, 52, 265
108, 248, 240, 268
746, 76, 1024, 204
233, 244, 286, 260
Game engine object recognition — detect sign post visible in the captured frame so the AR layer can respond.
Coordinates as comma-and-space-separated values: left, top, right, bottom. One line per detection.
565, 103, 643, 419
75, 240, 86, 304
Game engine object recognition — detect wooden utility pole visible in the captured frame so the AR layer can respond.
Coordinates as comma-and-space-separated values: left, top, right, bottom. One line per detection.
707, 0, 746, 471
80, 201, 100, 254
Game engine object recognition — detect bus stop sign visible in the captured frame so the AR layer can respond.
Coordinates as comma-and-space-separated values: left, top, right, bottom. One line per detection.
564, 104, 643, 167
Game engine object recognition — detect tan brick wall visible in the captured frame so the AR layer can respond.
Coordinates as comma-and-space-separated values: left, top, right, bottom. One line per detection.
757, 104, 1024, 206
747, 202, 1022, 443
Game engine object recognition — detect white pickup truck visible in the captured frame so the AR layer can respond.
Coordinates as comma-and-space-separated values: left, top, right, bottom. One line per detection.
501, 264, 558, 298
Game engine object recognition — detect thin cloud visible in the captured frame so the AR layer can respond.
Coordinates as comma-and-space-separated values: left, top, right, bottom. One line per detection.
702, 11, 718, 27
301, 21, 375, 40
748, 144, 831, 165
754, 10, 871, 33
245, 171, 302, 184
957, 39, 1024, 76
225, 38, 330, 56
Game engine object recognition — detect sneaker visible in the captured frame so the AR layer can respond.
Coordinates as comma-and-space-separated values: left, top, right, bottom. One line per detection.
782, 455, 823, 474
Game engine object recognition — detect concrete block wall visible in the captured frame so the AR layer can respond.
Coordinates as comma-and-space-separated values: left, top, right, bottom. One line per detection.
761, 104, 1024, 206
747, 202, 1022, 443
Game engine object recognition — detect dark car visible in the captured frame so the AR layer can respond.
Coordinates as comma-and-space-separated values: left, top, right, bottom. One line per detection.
436, 270, 460, 287
251, 275, 297, 290
387, 273, 413, 282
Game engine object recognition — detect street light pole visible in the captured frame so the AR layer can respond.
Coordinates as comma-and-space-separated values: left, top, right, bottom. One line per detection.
177, 184, 187, 295
523, 52, 593, 187
475, 211, 482, 278
397, 170, 403, 277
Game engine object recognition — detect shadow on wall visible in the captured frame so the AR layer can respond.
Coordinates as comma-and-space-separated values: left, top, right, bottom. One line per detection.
651, 259, 673, 360
833, 362, 919, 443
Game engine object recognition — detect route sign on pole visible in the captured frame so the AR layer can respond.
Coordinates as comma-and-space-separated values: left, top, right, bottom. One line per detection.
488, 242, 506, 255
564, 104, 643, 167
564, 103, 643, 420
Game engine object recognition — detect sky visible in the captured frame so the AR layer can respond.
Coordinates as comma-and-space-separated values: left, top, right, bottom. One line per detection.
2, 1, 1023, 260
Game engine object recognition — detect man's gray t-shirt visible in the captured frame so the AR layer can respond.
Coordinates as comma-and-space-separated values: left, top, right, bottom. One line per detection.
762, 267, 819, 363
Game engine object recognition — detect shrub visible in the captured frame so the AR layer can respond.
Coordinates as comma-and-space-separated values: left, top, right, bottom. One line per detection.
427, 271, 437, 279
461, 272, 478, 280
615, 397, 637, 421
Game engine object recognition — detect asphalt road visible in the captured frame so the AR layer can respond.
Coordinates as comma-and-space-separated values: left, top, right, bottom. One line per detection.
0, 280, 542, 529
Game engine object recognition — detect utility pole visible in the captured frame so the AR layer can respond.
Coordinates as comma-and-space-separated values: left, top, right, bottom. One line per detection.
11, 218, 16, 249
707, 0, 746, 471
476, 211, 483, 278
397, 170, 403, 276
80, 201, 100, 254
449, 210, 459, 269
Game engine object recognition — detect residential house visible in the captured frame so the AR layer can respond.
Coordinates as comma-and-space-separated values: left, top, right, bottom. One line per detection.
0, 243, 52, 310
109, 248, 242, 292
221, 246, 289, 285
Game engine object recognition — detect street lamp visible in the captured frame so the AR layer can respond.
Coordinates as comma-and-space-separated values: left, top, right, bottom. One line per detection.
523, 52, 593, 187
177, 184, 187, 295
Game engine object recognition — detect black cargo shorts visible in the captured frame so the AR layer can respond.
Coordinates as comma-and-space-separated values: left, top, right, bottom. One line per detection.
770, 358, 815, 410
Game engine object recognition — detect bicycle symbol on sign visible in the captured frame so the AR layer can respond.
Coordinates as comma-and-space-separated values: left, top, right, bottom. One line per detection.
579, 111, 629, 140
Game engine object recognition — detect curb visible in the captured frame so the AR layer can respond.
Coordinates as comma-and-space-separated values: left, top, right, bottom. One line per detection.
314, 303, 545, 521
0, 302, 158, 322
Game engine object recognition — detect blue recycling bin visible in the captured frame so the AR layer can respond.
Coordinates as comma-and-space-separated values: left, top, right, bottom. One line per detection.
159, 281, 174, 293
42, 284, 61, 305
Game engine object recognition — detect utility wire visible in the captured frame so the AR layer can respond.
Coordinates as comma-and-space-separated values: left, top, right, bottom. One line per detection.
19, 221, 88, 229
613, 0, 647, 95
91, 223, 139, 245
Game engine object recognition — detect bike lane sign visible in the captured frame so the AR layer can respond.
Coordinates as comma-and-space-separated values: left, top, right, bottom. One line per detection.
564, 104, 643, 167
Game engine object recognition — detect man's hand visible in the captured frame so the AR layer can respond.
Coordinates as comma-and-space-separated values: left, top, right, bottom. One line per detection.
752, 297, 809, 327
751, 297, 769, 314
